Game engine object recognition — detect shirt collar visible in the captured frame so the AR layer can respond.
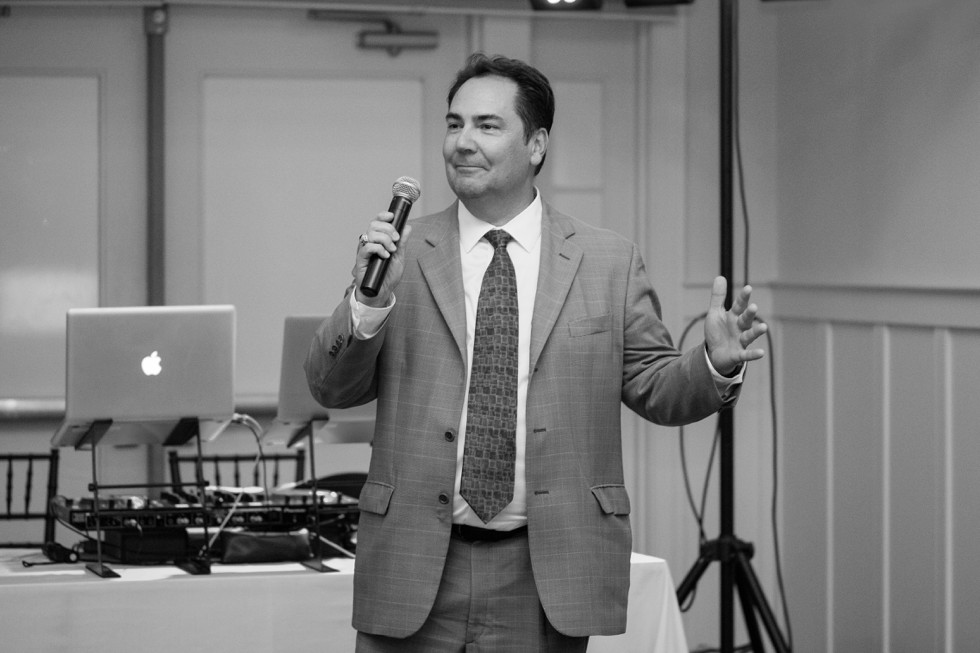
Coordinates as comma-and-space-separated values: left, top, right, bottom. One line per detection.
457, 191, 542, 254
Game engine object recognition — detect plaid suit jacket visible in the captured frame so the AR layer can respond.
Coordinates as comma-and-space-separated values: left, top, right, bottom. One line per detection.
306, 201, 732, 638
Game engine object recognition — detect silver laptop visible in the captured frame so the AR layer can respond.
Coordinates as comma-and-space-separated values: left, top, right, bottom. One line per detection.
51, 305, 236, 448
263, 315, 375, 447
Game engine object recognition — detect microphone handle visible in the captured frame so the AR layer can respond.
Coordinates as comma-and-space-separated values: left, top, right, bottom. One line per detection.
360, 195, 414, 298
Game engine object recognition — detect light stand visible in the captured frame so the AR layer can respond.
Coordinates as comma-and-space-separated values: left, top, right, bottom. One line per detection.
674, 1, 790, 651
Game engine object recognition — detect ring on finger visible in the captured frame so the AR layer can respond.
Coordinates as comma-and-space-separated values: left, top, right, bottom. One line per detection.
358, 233, 370, 247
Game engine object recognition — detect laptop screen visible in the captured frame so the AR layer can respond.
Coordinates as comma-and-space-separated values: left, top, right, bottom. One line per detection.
275, 315, 331, 424
51, 305, 236, 447
263, 315, 375, 447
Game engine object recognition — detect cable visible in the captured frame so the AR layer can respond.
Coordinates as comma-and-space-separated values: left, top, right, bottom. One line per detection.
730, 10, 794, 647
676, 311, 721, 614
676, 313, 710, 544
762, 322, 793, 651
316, 532, 356, 559
205, 412, 266, 552
732, 5, 750, 289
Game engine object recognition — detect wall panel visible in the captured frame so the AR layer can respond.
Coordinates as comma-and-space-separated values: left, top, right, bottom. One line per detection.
775, 284, 980, 651
949, 330, 980, 650
201, 75, 424, 398
0, 75, 99, 398
780, 319, 829, 653
0, 6, 145, 407
887, 327, 945, 651
831, 324, 884, 651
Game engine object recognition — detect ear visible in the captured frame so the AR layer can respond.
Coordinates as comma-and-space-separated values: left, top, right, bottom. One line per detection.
529, 128, 549, 167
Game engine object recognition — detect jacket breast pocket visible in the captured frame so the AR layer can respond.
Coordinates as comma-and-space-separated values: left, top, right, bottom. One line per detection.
591, 484, 631, 516
568, 314, 612, 337
358, 481, 394, 516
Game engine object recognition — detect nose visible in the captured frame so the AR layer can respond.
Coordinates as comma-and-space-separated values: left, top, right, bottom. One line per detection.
453, 125, 476, 152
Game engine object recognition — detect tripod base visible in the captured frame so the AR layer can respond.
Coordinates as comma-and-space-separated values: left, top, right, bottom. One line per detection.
175, 557, 211, 575
85, 561, 120, 578
678, 536, 790, 653
301, 556, 338, 573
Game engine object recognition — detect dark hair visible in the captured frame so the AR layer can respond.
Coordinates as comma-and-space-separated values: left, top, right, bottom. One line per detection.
447, 53, 554, 175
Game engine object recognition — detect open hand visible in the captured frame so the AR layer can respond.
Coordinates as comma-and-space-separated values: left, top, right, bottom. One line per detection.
703, 276, 767, 376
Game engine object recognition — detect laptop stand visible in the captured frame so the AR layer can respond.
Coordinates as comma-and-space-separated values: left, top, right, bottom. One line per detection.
298, 419, 337, 574
73, 418, 213, 578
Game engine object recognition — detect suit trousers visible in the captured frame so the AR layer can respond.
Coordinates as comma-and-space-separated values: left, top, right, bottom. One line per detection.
354, 530, 589, 653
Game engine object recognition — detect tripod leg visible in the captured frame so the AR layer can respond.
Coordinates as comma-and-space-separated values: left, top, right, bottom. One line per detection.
676, 546, 715, 606
734, 549, 791, 653
734, 559, 766, 652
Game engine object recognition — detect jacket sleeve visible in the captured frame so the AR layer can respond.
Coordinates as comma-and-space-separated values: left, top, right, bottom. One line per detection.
620, 244, 739, 425
304, 286, 385, 409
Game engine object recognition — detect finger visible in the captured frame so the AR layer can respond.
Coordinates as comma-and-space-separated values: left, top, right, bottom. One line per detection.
740, 321, 768, 347
729, 284, 753, 316
708, 276, 728, 312
361, 229, 399, 256
737, 303, 759, 330
357, 229, 391, 261
742, 347, 766, 362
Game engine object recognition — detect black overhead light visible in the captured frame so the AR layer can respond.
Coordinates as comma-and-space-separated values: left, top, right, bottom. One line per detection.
529, 0, 603, 10
624, 0, 694, 5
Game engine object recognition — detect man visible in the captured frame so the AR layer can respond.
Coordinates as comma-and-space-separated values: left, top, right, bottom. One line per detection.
306, 53, 767, 652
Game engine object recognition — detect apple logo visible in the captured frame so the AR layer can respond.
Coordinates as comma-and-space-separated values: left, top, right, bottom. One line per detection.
141, 350, 162, 376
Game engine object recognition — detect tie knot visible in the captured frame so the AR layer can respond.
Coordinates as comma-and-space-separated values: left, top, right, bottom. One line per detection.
484, 229, 512, 251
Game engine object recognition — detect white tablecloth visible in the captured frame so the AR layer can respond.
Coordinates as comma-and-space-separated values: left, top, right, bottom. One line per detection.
0, 549, 687, 653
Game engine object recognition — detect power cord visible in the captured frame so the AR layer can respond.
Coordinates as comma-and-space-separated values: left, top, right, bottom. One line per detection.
204, 412, 266, 553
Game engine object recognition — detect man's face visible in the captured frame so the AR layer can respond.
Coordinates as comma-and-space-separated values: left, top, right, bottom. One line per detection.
443, 75, 545, 211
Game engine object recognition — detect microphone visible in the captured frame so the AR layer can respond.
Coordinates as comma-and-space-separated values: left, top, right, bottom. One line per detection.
360, 176, 421, 298
22, 542, 80, 566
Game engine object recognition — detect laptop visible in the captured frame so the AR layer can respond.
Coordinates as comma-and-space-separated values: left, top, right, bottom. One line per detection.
263, 315, 375, 447
51, 305, 236, 448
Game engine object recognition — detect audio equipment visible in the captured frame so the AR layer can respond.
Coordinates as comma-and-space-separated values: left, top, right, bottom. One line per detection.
51, 494, 356, 533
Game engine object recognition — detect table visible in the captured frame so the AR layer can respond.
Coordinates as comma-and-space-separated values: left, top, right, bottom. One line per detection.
0, 549, 687, 652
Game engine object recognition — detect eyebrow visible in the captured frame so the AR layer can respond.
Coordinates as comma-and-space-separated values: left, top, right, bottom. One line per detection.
445, 111, 504, 123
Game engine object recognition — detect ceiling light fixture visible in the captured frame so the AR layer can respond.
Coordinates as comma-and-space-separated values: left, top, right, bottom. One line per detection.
528, 0, 604, 11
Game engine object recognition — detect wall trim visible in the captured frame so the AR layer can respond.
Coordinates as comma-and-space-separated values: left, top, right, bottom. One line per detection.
2, 0, 679, 23
771, 283, 980, 330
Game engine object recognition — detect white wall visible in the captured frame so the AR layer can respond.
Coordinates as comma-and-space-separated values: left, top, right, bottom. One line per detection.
762, 0, 980, 651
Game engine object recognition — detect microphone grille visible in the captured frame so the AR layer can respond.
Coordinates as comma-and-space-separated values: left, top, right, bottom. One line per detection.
392, 176, 421, 202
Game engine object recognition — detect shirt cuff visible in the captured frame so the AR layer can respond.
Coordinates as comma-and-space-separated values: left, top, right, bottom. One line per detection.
349, 289, 394, 339
704, 347, 744, 393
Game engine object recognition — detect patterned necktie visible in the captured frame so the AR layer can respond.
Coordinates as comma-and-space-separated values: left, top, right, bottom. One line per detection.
460, 229, 519, 523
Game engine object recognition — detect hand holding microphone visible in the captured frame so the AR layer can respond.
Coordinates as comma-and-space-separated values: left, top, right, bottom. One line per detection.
357, 176, 421, 301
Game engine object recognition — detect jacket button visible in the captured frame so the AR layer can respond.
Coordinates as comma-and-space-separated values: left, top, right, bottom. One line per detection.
438, 493, 450, 505
444, 430, 455, 442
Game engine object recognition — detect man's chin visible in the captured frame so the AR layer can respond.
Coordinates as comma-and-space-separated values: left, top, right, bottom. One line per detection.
448, 177, 485, 199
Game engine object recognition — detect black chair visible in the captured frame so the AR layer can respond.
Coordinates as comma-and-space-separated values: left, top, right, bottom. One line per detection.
0, 449, 60, 548
168, 449, 306, 495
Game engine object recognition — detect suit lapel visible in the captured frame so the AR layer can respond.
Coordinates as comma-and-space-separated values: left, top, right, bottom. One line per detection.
530, 204, 582, 369
417, 207, 468, 363
416, 202, 581, 369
